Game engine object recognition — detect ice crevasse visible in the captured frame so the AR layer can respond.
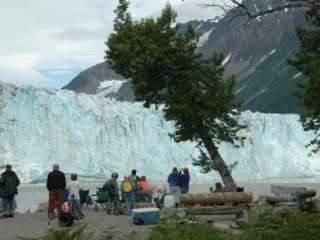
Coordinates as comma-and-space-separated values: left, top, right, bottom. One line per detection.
0, 81, 319, 183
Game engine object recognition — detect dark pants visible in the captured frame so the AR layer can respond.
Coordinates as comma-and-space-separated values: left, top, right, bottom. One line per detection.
48, 189, 64, 218
2, 194, 15, 215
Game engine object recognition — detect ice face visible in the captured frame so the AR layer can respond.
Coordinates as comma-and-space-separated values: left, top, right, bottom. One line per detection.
0, 82, 319, 183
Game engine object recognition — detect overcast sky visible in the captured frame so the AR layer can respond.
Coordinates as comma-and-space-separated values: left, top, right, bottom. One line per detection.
0, 0, 220, 88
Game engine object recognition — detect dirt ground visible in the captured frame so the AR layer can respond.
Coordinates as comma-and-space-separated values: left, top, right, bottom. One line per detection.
0, 209, 152, 240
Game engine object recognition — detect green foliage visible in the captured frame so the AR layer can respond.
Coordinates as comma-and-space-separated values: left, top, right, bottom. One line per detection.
148, 218, 236, 240
290, 1, 320, 152
240, 212, 320, 240
106, 0, 244, 177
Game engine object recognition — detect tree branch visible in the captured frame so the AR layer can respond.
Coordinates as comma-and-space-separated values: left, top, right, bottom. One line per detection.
201, 0, 310, 20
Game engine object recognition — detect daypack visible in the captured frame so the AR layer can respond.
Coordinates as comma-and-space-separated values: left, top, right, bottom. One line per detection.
122, 181, 133, 193
130, 176, 140, 191
59, 202, 74, 227
103, 180, 117, 197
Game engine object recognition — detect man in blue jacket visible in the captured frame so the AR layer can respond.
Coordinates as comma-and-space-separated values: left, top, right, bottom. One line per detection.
167, 167, 180, 207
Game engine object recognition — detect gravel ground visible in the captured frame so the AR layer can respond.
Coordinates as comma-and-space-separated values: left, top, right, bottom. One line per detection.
0, 209, 152, 240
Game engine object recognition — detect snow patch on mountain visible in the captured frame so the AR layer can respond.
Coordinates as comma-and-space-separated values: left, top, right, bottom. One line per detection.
197, 28, 214, 47
96, 80, 127, 97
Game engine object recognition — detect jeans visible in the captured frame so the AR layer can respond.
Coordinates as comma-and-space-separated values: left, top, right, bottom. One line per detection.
69, 199, 83, 217
169, 186, 181, 204
180, 186, 189, 194
2, 195, 15, 215
123, 192, 135, 214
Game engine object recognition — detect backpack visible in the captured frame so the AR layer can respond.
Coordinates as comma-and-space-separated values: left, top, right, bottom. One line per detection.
103, 180, 117, 197
59, 202, 74, 227
122, 181, 133, 193
130, 176, 140, 191
59, 212, 74, 227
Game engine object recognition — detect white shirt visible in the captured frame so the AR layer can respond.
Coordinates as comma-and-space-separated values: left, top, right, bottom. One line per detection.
67, 180, 81, 200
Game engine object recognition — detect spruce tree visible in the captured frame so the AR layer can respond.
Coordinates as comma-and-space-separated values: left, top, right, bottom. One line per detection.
290, 1, 320, 152
106, 1, 244, 191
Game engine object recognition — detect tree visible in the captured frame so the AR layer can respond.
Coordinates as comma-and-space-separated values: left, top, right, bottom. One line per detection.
290, 2, 320, 153
106, 0, 244, 191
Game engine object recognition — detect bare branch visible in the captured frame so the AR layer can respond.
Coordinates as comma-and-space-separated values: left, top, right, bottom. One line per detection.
202, 0, 310, 20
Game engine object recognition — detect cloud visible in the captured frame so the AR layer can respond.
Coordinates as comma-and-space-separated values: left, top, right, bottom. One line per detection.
0, 0, 220, 88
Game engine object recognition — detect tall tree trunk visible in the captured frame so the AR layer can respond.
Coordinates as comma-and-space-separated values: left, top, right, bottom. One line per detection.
198, 123, 238, 192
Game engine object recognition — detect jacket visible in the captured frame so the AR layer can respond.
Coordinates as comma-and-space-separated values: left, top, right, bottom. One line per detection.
167, 172, 179, 187
139, 180, 152, 192
178, 173, 190, 189
0, 170, 20, 197
47, 170, 66, 191
103, 178, 119, 197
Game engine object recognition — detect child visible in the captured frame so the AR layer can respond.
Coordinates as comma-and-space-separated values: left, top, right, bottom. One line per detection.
67, 173, 84, 219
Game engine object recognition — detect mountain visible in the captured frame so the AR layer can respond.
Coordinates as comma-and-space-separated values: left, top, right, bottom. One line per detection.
63, 0, 306, 113
62, 62, 134, 101
1, 81, 319, 183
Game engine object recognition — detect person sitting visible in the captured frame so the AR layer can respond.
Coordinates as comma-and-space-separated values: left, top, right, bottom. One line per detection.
139, 176, 152, 202
67, 173, 84, 219
153, 185, 167, 209
121, 176, 135, 215
210, 182, 224, 193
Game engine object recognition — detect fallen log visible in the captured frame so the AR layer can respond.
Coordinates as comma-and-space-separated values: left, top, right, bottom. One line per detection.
264, 196, 291, 204
184, 206, 244, 216
180, 192, 253, 205
296, 189, 317, 200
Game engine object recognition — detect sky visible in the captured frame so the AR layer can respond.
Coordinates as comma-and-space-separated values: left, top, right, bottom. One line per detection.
0, 0, 220, 89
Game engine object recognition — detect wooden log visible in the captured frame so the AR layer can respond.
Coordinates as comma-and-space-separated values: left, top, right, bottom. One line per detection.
265, 196, 291, 204
180, 192, 253, 205
271, 185, 306, 195
296, 189, 317, 200
185, 206, 244, 216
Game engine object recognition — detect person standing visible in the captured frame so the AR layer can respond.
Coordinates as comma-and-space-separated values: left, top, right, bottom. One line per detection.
120, 176, 134, 215
129, 169, 140, 202
46, 163, 66, 222
139, 176, 152, 202
167, 167, 181, 207
67, 173, 84, 219
0, 164, 20, 218
103, 172, 120, 214
178, 168, 190, 194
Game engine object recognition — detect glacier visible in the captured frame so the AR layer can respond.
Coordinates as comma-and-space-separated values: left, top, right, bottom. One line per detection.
0, 81, 320, 183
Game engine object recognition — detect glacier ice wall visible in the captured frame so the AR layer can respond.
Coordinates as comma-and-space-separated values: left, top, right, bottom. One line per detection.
0, 82, 319, 183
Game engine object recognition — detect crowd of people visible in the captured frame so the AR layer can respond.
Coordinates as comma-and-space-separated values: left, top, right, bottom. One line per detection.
0, 164, 191, 225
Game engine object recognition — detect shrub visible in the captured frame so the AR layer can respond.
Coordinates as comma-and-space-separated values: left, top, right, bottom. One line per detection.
148, 218, 236, 240
240, 212, 320, 240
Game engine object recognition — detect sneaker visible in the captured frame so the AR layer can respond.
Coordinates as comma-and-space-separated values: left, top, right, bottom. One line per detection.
8, 214, 14, 218
1, 214, 9, 218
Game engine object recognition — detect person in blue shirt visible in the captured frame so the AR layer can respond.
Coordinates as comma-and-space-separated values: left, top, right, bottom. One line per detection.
167, 167, 180, 207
